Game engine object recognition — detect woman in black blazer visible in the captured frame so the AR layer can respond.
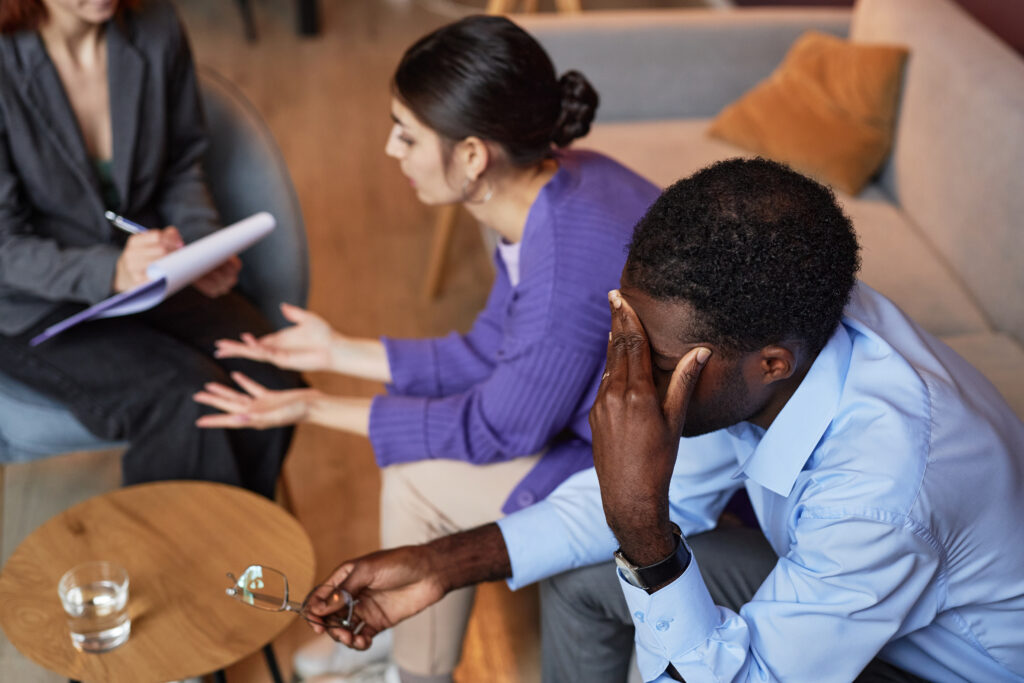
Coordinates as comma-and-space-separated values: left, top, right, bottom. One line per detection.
0, 0, 300, 497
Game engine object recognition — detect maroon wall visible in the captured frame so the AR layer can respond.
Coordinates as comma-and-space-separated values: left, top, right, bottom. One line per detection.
731, 0, 1024, 56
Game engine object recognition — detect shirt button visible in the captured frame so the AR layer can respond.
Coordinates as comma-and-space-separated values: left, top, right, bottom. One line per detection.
633, 611, 645, 623
516, 491, 536, 507
655, 619, 672, 632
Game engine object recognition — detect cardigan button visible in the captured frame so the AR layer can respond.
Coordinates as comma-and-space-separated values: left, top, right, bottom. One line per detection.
655, 619, 672, 632
515, 491, 536, 507
633, 611, 645, 623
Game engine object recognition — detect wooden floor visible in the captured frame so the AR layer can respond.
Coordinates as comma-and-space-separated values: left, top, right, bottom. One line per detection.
0, 1, 702, 681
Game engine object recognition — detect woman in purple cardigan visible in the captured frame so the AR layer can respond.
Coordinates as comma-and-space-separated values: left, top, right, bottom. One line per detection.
195, 15, 658, 683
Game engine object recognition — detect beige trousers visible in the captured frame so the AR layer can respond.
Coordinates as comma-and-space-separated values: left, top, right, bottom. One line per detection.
380, 454, 541, 677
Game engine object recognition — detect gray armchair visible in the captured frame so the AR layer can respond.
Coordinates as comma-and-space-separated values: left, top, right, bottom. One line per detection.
0, 68, 307, 472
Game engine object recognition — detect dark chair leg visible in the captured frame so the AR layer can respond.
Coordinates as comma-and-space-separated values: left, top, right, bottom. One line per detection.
297, 0, 319, 36
264, 642, 285, 683
236, 0, 259, 42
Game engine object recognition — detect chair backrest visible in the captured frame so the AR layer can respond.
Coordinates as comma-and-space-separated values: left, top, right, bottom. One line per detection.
198, 67, 309, 328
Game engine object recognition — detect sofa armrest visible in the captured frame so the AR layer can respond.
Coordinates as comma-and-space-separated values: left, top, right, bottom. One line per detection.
517, 8, 850, 122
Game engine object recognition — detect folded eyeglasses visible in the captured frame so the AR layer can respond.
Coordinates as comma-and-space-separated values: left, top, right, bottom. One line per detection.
225, 564, 364, 634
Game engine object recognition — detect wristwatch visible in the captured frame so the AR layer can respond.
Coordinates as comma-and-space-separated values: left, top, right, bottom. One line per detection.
614, 523, 691, 592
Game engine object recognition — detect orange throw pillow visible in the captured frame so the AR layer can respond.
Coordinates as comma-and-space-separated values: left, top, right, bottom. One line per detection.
708, 31, 908, 195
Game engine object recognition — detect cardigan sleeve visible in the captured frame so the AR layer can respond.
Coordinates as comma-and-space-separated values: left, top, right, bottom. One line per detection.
382, 255, 511, 397
369, 336, 599, 466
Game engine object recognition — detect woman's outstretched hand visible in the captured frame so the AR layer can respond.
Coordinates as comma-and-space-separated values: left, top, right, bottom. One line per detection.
214, 304, 392, 383
194, 372, 318, 429
214, 303, 336, 372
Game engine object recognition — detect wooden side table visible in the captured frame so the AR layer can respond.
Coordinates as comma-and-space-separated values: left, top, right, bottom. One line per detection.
0, 481, 315, 683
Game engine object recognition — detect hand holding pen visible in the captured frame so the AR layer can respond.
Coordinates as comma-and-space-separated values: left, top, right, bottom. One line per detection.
106, 211, 241, 298
106, 212, 184, 292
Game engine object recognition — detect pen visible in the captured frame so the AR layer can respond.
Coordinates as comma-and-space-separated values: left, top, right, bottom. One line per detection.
104, 210, 149, 235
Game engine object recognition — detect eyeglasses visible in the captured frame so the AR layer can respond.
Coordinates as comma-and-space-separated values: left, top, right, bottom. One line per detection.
225, 564, 363, 634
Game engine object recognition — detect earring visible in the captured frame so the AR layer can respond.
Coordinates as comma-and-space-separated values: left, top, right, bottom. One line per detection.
461, 176, 494, 204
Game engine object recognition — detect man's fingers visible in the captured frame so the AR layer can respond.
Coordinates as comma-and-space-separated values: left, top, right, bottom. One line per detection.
307, 565, 355, 614
609, 290, 653, 386
663, 346, 711, 435
604, 291, 628, 384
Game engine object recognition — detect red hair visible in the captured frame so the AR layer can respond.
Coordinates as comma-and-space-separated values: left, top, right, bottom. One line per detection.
0, 0, 142, 35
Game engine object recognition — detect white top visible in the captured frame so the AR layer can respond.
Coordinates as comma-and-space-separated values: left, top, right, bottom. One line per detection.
496, 238, 522, 287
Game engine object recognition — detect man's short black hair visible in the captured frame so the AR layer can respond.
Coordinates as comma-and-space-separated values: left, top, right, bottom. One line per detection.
625, 157, 861, 357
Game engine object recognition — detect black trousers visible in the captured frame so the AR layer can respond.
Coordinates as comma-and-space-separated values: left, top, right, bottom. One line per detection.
0, 288, 303, 499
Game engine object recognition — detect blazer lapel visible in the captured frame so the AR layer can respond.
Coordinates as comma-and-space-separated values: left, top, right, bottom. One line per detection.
12, 32, 102, 206
106, 18, 144, 212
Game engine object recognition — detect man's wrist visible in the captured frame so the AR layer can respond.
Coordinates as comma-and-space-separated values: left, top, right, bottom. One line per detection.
427, 523, 512, 593
606, 501, 675, 566
615, 523, 690, 593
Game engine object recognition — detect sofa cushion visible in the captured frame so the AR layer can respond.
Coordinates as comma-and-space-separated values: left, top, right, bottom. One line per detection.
581, 118, 989, 338
941, 332, 1024, 420
707, 31, 907, 195
853, 0, 1024, 345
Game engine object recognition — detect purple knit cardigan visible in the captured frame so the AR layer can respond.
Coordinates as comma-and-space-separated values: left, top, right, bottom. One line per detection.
370, 150, 659, 513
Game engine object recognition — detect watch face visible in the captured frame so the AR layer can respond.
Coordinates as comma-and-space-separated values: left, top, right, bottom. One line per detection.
614, 551, 646, 589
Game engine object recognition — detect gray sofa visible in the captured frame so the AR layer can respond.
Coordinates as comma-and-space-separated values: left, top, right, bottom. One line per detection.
520, 0, 1024, 418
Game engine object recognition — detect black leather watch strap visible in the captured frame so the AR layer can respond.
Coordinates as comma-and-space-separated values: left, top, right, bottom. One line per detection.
616, 524, 691, 592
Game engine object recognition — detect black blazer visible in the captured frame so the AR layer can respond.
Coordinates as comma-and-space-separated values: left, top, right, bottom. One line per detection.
0, 0, 219, 335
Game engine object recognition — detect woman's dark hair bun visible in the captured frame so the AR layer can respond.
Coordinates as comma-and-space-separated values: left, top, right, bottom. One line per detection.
551, 70, 599, 147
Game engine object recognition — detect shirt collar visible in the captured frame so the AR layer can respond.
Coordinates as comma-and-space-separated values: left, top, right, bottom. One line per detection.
733, 321, 853, 497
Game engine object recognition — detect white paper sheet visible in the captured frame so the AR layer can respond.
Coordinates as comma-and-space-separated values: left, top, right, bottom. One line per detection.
30, 212, 276, 345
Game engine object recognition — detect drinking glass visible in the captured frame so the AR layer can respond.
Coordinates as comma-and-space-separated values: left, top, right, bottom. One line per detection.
57, 561, 131, 653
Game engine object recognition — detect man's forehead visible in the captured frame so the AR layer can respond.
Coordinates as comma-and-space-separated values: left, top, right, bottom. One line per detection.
619, 286, 703, 354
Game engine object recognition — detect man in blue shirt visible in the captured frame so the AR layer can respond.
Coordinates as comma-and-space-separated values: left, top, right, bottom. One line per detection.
304, 159, 1024, 683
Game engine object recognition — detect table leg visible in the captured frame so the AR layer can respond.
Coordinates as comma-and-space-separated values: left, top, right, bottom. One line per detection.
264, 642, 285, 683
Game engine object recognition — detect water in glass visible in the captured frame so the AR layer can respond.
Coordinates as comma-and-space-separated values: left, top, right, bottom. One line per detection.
58, 562, 131, 653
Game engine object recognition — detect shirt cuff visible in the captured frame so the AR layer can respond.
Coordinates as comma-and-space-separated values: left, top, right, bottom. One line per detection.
368, 394, 430, 467
619, 550, 723, 682
497, 500, 575, 589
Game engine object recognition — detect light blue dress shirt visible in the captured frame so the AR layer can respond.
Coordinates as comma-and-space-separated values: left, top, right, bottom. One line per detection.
497, 283, 1024, 682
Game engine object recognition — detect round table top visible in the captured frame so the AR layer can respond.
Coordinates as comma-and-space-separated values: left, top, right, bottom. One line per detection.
0, 480, 316, 683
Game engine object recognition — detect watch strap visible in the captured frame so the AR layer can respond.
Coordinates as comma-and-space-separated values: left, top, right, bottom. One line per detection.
616, 524, 691, 591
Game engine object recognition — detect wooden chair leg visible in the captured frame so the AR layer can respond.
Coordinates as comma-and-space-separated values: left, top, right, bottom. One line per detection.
423, 205, 459, 300
554, 0, 582, 12
486, 0, 512, 14
236, 0, 258, 42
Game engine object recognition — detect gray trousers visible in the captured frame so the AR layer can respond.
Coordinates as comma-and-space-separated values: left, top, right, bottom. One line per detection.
539, 526, 927, 683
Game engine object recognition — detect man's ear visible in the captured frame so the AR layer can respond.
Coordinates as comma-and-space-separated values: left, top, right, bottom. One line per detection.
457, 136, 490, 182
758, 345, 798, 385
